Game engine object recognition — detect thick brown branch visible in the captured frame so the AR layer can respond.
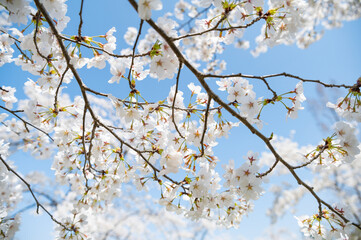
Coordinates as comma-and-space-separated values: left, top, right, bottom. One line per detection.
78, 0, 85, 39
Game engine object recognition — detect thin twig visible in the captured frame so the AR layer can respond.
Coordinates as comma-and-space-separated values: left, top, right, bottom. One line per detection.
262, 72, 355, 89
0, 105, 54, 141
172, 16, 263, 41
100, 210, 140, 240
0, 87, 9, 92
171, 61, 185, 139
61, 35, 149, 58
81, 106, 90, 189
292, 143, 328, 169
257, 159, 279, 178
0, 29, 21, 43
98, 120, 186, 189
11, 203, 37, 217
83, 86, 220, 113
0, 155, 71, 231
198, 94, 211, 157
203, 72, 355, 89
259, 139, 328, 177
14, 42, 33, 63
33, 11, 50, 61
176, 6, 211, 31
127, 19, 144, 88
259, 77, 278, 99
53, 67, 69, 113
11, 188, 59, 217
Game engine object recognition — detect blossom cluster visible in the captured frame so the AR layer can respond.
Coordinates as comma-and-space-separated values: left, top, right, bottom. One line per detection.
296, 208, 352, 240
217, 77, 263, 127
0, 0, 359, 239
0, 86, 17, 109
261, 133, 361, 239
327, 81, 361, 122
0, 33, 15, 67
0, 140, 22, 240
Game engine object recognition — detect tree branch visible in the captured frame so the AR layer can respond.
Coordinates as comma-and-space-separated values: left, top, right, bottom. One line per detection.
172, 16, 263, 41
171, 61, 185, 139
127, 19, 144, 89
198, 94, 211, 157
61, 35, 149, 59
78, 0, 85, 39
34, 0, 187, 193
204, 72, 356, 89
0, 105, 54, 141
127, 0, 361, 230
0, 155, 71, 232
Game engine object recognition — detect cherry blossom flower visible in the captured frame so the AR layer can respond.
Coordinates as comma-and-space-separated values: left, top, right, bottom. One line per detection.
104, 27, 117, 53
227, 83, 244, 103
216, 78, 232, 91
87, 54, 107, 69
138, 0, 163, 20
124, 27, 138, 45
108, 58, 127, 84
0, 86, 17, 109
160, 147, 183, 174
188, 82, 202, 95
0, 1, 360, 238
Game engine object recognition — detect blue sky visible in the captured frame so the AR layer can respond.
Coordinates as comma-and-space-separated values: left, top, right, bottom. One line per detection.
1, 1, 360, 239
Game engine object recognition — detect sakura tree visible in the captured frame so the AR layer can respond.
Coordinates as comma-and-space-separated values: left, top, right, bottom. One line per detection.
0, 0, 360, 239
